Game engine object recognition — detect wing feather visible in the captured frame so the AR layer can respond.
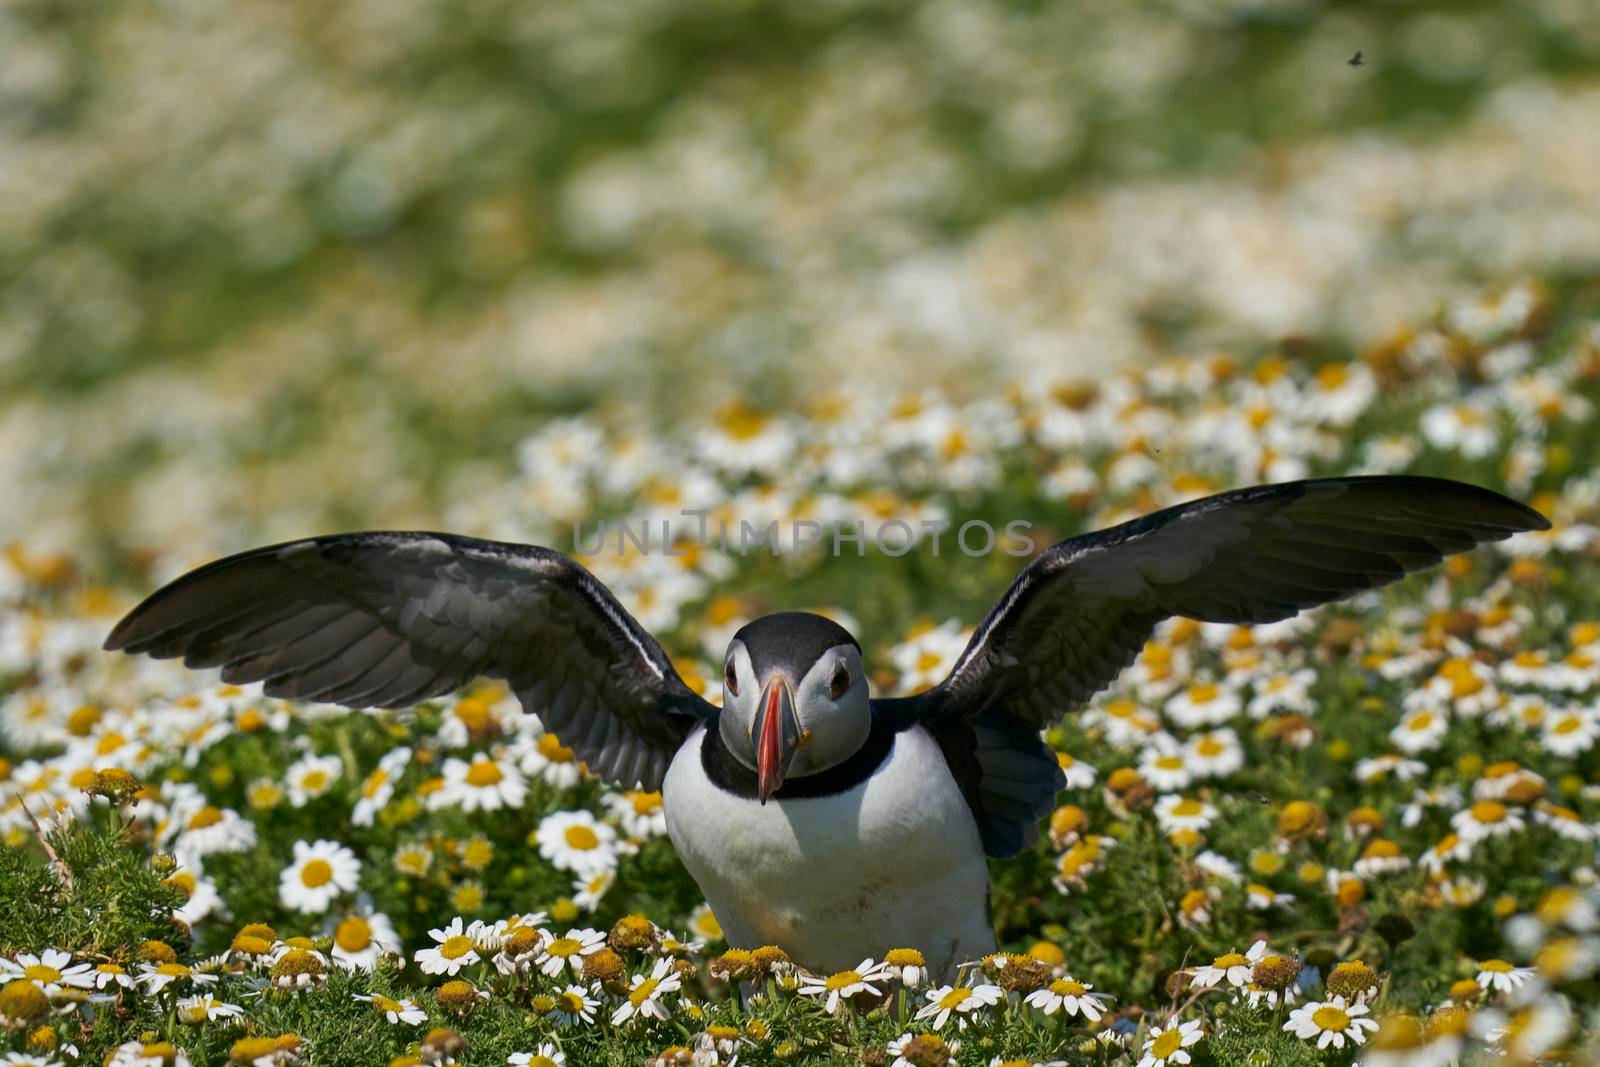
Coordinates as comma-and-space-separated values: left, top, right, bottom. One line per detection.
105, 532, 714, 789
920, 476, 1547, 726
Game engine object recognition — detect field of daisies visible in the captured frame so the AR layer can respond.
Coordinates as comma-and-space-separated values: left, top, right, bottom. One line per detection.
1, 273, 1598, 1066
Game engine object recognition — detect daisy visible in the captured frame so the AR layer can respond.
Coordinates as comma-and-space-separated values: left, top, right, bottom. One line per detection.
138, 961, 218, 995
351, 747, 411, 827
604, 789, 668, 839
1164, 682, 1241, 728
1534, 802, 1598, 842
1183, 729, 1243, 778
535, 929, 607, 978
915, 982, 1004, 1029
1137, 745, 1194, 792
1420, 401, 1498, 458
283, 754, 342, 807
1154, 795, 1217, 835
573, 869, 616, 912
1354, 839, 1412, 878
354, 992, 427, 1025
1024, 975, 1111, 1020
1474, 959, 1535, 993
686, 904, 723, 946
169, 804, 258, 867
516, 730, 583, 789
610, 957, 682, 1025
1137, 1019, 1204, 1067
888, 620, 971, 695
799, 959, 885, 1014
414, 918, 482, 976
1541, 707, 1598, 757
106, 1042, 192, 1067
1246, 884, 1294, 911
536, 811, 622, 877
1247, 669, 1314, 718
1284, 996, 1378, 1050
1056, 752, 1096, 789
882, 948, 929, 988
329, 911, 402, 971
0, 949, 95, 994
278, 840, 361, 915
887, 1033, 961, 1067
1390, 707, 1449, 753
1450, 800, 1525, 843
1188, 942, 1266, 989
90, 963, 137, 990
174, 994, 245, 1025
544, 984, 600, 1028
432, 754, 527, 812
508, 1044, 566, 1067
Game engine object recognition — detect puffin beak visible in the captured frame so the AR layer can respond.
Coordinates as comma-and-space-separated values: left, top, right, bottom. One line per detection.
753, 675, 800, 805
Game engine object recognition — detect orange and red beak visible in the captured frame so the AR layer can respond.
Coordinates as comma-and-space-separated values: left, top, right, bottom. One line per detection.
754, 675, 801, 805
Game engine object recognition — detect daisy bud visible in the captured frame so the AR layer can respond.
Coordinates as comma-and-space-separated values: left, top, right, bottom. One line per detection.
27, 1025, 57, 1051
0, 980, 49, 1027
671, 958, 697, 984
1250, 954, 1302, 992
750, 945, 793, 977
87, 767, 141, 804
987, 953, 1051, 994
140, 940, 178, 964
708, 949, 755, 982
1425, 1004, 1471, 1040
896, 1035, 954, 1067
582, 947, 627, 990
773, 1039, 801, 1060
609, 914, 660, 953
1326, 960, 1381, 1001
744, 1020, 768, 1041
435, 980, 479, 1014
1276, 800, 1326, 840
270, 949, 327, 990
421, 1028, 466, 1063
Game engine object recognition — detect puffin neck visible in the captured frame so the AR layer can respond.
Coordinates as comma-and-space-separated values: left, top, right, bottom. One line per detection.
701, 708, 899, 800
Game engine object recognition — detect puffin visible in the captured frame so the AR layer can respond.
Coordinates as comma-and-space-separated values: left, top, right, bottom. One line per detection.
103, 476, 1547, 976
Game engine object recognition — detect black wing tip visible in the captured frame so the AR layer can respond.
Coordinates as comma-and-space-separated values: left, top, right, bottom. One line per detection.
1281, 475, 1548, 534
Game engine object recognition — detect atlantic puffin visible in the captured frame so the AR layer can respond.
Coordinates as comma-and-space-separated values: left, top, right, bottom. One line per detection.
103, 475, 1547, 976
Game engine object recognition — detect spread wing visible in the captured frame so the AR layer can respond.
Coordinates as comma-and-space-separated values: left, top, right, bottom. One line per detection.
917, 476, 1549, 727
104, 532, 714, 790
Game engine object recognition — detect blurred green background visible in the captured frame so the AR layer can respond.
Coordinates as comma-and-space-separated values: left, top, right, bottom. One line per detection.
4, 0, 1599, 561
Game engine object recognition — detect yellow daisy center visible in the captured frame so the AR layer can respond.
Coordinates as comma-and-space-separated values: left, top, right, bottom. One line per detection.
1313, 1006, 1351, 1032
1151, 1029, 1182, 1057
557, 991, 586, 1013
299, 860, 334, 888
362, 770, 389, 797
536, 734, 574, 762
1195, 738, 1225, 757
1188, 684, 1219, 704
24, 964, 61, 983
187, 806, 224, 831
546, 938, 581, 959
334, 917, 372, 952
373, 995, 404, 1013
937, 987, 972, 1009
1552, 716, 1581, 735
564, 825, 599, 850
629, 977, 661, 1007
464, 760, 503, 787
1479, 959, 1513, 973
299, 770, 329, 792
1213, 953, 1248, 969
630, 791, 663, 815
1050, 978, 1086, 996
1408, 712, 1434, 731
1171, 799, 1204, 817
1155, 756, 1185, 770
1470, 801, 1507, 824
438, 935, 474, 960
825, 970, 862, 991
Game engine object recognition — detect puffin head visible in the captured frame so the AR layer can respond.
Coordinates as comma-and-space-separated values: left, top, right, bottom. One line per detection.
719, 612, 869, 804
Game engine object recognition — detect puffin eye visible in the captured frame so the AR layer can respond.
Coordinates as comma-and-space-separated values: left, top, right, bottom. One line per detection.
829, 665, 850, 699
724, 662, 739, 696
